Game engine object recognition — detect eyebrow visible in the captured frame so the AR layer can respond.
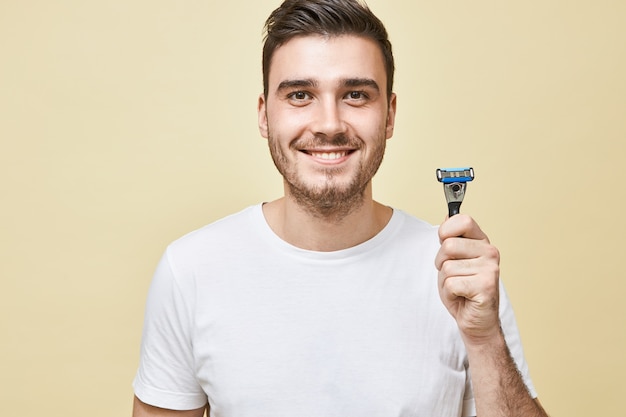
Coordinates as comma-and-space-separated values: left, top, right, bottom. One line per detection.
276, 79, 318, 92
342, 78, 380, 92
275, 78, 380, 93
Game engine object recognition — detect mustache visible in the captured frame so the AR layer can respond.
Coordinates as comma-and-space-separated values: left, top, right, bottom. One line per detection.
291, 134, 360, 149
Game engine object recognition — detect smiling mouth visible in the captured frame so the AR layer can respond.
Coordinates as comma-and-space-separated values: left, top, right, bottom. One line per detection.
302, 150, 356, 160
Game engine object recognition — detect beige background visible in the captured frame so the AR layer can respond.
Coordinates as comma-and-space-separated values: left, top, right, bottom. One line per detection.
1, 1, 625, 416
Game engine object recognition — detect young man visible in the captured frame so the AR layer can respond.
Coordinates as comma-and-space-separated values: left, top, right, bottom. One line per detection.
133, 1, 548, 416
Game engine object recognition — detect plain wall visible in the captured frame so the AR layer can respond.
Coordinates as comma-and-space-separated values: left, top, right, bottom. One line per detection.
1, 1, 625, 415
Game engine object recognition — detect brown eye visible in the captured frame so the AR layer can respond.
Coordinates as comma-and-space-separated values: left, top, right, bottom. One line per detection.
290, 91, 308, 100
347, 91, 368, 101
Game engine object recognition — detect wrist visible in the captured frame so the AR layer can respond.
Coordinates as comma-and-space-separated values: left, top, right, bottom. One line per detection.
461, 323, 506, 354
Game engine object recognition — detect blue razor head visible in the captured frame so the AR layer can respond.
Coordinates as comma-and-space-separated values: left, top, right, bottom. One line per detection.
436, 167, 475, 183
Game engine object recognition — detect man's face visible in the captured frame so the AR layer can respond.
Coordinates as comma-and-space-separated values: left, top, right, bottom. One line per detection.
258, 35, 396, 215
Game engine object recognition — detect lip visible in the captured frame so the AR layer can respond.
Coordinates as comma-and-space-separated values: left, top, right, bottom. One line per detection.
300, 148, 356, 164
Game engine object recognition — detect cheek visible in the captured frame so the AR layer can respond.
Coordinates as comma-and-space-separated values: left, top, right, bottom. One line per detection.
268, 110, 309, 140
357, 118, 389, 142
348, 108, 387, 130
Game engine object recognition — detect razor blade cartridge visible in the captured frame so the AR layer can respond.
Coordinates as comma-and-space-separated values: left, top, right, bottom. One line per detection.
436, 167, 475, 216
436, 167, 474, 184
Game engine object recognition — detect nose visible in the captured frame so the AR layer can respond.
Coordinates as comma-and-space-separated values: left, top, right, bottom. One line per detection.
311, 97, 346, 139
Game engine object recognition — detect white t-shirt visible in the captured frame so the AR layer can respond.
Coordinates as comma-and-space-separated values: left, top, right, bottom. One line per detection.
133, 205, 536, 417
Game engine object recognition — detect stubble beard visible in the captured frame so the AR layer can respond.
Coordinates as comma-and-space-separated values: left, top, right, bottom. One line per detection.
267, 130, 386, 222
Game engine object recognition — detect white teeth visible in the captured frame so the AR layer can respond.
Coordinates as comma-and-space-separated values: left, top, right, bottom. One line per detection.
311, 151, 347, 160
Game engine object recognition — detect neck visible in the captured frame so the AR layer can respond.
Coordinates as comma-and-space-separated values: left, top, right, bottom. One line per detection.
262, 186, 392, 252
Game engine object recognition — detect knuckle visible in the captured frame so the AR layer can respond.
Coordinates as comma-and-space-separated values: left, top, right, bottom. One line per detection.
441, 237, 459, 254
485, 244, 500, 261
440, 260, 454, 276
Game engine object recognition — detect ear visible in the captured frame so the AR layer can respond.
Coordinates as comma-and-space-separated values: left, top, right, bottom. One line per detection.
385, 93, 397, 139
257, 93, 269, 139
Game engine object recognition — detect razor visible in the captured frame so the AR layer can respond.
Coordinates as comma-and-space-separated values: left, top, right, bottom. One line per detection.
436, 167, 475, 217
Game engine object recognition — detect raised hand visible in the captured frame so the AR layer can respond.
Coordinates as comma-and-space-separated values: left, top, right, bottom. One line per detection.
435, 214, 501, 344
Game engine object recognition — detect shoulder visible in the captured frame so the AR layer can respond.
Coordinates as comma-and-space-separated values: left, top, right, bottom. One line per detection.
389, 209, 440, 246
170, 205, 258, 248
162, 205, 262, 268
394, 209, 438, 230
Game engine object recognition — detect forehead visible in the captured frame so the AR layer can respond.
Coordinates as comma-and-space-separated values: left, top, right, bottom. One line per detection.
267, 35, 387, 90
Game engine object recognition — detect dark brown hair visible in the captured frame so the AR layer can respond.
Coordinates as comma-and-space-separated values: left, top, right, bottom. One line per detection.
262, 0, 394, 98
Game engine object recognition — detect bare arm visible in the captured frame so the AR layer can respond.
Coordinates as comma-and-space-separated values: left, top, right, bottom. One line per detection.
463, 328, 548, 416
436, 215, 549, 417
132, 396, 207, 417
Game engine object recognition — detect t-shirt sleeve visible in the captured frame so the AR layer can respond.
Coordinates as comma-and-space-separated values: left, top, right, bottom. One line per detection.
461, 281, 538, 417
132, 249, 208, 410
